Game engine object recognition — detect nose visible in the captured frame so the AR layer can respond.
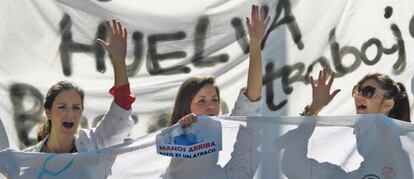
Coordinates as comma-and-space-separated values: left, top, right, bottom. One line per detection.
354, 93, 365, 103
66, 108, 75, 118
205, 101, 218, 111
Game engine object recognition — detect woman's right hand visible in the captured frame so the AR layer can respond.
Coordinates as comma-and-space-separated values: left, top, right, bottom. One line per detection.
308, 68, 340, 113
178, 113, 198, 128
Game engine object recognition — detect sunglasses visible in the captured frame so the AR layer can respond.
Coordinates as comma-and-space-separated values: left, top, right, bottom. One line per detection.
352, 85, 387, 99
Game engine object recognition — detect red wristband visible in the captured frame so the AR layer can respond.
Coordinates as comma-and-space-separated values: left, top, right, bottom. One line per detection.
109, 84, 135, 110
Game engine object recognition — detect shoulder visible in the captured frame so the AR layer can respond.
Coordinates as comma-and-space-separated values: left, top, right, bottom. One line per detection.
23, 137, 47, 152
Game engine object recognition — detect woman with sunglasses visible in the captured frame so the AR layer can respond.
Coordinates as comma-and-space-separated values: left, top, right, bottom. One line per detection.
302, 68, 411, 122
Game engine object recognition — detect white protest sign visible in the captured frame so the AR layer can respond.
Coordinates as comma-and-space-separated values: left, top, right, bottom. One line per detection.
156, 116, 222, 159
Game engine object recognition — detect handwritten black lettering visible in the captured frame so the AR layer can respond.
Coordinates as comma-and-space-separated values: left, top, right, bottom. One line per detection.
329, 29, 362, 78
9, 83, 44, 148
388, 24, 406, 74
127, 32, 144, 77
231, 18, 249, 54
147, 32, 190, 75
192, 16, 229, 67
59, 14, 108, 76
360, 39, 383, 65
384, 6, 393, 19
264, 23, 407, 111
304, 57, 332, 85
264, 62, 288, 111
262, 0, 303, 50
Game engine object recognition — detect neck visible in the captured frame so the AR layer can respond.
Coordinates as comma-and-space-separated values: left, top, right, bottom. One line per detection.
46, 131, 75, 153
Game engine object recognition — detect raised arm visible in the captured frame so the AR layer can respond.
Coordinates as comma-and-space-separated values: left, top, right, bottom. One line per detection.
97, 20, 129, 87
90, 20, 134, 148
245, 5, 270, 101
302, 68, 340, 115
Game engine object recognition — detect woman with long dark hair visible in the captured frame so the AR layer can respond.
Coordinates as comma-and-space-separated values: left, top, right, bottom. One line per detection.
25, 20, 135, 153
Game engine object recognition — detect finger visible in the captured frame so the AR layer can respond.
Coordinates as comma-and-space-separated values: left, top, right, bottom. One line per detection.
179, 120, 185, 128
183, 118, 191, 128
329, 89, 341, 101
317, 70, 323, 85
117, 21, 123, 36
309, 76, 315, 88
96, 39, 108, 48
264, 16, 270, 26
111, 19, 118, 35
327, 72, 336, 87
252, 5, 258, 22
322, 68, 327, 84
122, 27, 128, 39
105, 21, 114, 35
246, 17, 252, 33
191, 113, 198, 123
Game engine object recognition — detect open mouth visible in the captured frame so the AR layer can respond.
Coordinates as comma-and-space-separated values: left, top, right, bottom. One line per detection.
62, 122, 74, 129
356, 104, 367, 111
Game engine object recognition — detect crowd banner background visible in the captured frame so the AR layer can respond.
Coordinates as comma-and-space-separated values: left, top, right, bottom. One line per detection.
1, 115, 414, 178
0, 0, 413, 150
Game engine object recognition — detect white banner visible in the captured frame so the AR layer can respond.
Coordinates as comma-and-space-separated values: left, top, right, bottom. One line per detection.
1, 0, 413, 150
156, 116, 222, 159
1, 115, 414, 178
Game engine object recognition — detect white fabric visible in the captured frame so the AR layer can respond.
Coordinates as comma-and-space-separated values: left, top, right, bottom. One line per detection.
229, 88, 263, 116
1, 0, 413, 150
23, 102, 133, 152
0, 119, 8, 151
1, 115, 414, 179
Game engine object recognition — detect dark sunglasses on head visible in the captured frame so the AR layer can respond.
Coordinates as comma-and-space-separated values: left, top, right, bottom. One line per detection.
352, 85, 387, 99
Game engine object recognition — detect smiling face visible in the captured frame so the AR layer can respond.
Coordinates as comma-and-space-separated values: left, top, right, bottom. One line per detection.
45, 89, 83, 137
190, 84, 220, 116
353, 79, 394, 115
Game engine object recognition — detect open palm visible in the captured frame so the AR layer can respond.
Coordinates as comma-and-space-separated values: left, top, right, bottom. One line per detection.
246, 5, 270, 42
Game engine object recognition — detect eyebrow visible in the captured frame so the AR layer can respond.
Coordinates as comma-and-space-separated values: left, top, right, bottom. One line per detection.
196, 95, 219, 98
56, 103, 82, 106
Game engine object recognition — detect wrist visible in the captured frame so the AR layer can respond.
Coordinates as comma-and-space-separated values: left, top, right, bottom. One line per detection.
250, 38, 262, 45
309, 102, 323, 113
300, 105, 319, 116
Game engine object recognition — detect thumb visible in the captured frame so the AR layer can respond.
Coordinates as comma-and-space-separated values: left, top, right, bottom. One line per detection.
97, 39, 108, 49
329, 89, 341, 101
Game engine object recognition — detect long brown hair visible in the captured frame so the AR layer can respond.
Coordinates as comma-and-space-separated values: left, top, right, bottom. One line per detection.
37, 81, 85, 142
168, 76, 220, 126
357, 73, 411, 122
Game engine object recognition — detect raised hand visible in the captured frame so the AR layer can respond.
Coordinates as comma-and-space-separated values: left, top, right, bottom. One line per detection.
246, 5, 270, 43
245, 5, 270, 101
97, 19, 128, 87
309, 68, 340, 113
97, 20, 127, 62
